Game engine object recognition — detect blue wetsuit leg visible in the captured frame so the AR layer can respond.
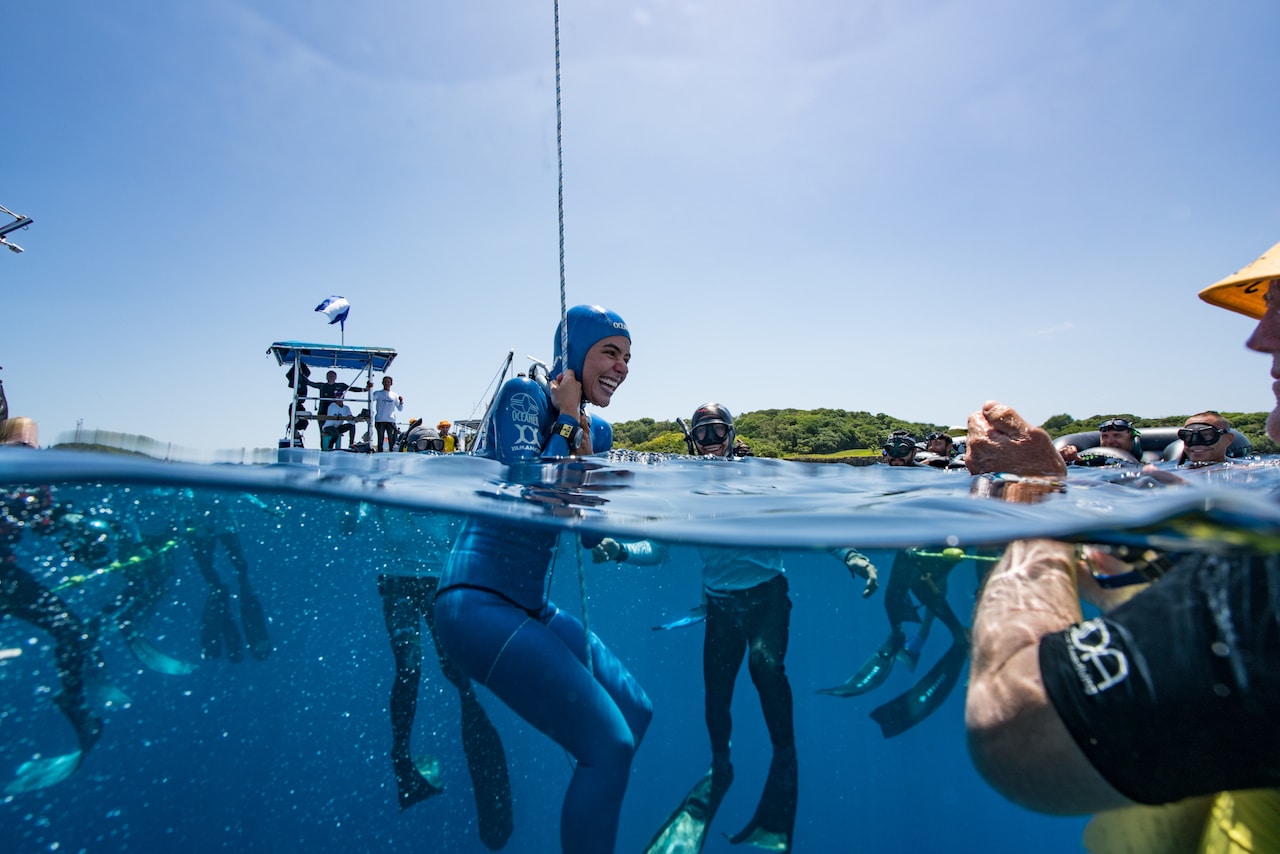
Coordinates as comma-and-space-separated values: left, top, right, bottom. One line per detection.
436, 587, 652, 854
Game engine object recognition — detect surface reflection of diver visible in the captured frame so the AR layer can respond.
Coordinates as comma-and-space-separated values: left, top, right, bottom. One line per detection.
819, 547, 979, 737
1, 485, 128, 793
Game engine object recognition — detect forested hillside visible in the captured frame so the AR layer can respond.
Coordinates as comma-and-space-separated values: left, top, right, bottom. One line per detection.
611, 409, 1279, 458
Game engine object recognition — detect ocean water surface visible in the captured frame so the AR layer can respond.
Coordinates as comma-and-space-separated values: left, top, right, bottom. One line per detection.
3, 447, 1280, 853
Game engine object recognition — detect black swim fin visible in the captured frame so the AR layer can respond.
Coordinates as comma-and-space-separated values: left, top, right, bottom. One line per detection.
394, 753, 444, 811
727, 748, 795, 852
237, 583, 272, 661
869, 640, 969, 739
645, 760, 734, 854
201, 588, 244, 662
815, 632, 903, 697
459, 692, 513, 850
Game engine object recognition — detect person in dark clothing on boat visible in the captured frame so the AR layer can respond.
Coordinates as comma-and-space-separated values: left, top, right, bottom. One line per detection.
313, 370, 371, 436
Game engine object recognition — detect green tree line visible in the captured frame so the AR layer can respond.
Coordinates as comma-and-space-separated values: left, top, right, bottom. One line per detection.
612, 409, 1279, 458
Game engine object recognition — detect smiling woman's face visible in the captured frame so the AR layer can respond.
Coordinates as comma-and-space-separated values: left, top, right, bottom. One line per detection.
580, 335, 630, 407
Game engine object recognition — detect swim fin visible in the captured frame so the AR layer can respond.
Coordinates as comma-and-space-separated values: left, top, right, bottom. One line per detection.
727, 748, 796, 853
899, 613, 935, 672
815, 632, 903, 697
394, 753, 444, 811
237, 583, 272, 661
201, 588, 244, 662
645, 760, 734, 854
124, 634, 197, 676
652, 605, 708, 632
7, 687, 105, 794
5, 751, 84, 794
459, 691, 513, 850
869, 640, 969, 738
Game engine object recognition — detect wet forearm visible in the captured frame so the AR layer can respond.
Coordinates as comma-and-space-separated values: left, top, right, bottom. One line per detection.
970, 539, 1081, 679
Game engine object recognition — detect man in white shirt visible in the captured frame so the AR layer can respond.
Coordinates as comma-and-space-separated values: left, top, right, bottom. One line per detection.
372, 376, 404, 452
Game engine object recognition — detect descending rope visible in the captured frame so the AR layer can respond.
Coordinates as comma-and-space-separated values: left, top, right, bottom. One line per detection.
553, 0, 592, 676
576, 533, 593, 674
554, 0, 569, 361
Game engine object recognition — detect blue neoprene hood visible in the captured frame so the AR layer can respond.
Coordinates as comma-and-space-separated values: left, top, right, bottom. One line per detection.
551, 305, 630, 379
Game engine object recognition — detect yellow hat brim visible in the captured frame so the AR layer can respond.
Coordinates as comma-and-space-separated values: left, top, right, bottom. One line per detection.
1198, 240, 1280, 320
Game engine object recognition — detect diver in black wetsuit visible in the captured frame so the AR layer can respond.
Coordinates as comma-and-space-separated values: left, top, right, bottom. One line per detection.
817, 547, 973, 737
0, 430, 124, 792
815, 432, 977, 737
599, 404, 878, 853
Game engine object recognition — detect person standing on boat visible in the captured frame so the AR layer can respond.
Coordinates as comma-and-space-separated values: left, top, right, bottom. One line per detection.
371, 376, 404, 452
437, 420, 458, 453
434, 305, 652, 854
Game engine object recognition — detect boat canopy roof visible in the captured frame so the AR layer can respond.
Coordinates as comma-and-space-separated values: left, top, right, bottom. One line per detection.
267, 341, 397, 373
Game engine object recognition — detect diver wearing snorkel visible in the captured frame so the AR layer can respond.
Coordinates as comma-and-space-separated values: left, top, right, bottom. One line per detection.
596, 403, 878, 854
433, 305, 651, 854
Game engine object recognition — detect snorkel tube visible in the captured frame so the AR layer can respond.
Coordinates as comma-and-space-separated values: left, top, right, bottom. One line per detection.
677, 417, 696, 455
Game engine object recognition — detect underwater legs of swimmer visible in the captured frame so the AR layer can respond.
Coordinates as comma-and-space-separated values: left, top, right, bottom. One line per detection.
95, 540, 196, 676
647, 574, 798, 853
192, 533, 271, 663
818, 549, 972, 737
869, 553, 971, 738
379, 575, 513, 850
816, 549, 924, 698
435, 587, 652, 854
721, 588, 797, 853
2, 561, 127, 793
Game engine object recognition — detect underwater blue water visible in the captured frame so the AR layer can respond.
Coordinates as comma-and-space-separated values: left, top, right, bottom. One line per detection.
3, 448, 1280, 853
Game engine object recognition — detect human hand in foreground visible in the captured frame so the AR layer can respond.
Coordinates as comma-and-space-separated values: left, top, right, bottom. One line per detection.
1058, 444, 1080, 464
592, 537, 623, 563
844, 551, 879, 597
966, 401, 1068, 478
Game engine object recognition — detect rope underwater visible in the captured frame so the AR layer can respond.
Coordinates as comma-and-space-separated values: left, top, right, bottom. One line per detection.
552, 0, 593, 677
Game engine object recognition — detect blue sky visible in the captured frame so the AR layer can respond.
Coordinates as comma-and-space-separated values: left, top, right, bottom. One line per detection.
5, 1, 1280, 452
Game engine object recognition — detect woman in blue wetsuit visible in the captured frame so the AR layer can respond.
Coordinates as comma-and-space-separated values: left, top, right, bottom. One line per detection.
434, 305, 652, 854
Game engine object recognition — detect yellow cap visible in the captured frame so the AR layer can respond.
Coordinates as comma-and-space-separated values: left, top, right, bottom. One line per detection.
438, 420, 451, 429
1198, 239, 1280, 320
